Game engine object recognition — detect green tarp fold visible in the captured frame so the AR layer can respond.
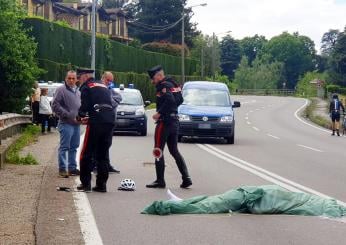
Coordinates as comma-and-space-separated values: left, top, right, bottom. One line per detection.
142, 185, 346, 218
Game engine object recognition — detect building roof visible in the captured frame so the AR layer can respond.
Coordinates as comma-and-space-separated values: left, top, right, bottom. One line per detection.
53, 2, 86, 16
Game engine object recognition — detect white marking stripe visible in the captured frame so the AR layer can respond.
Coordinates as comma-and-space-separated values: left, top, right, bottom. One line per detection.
294, 99, 330, 133
267, 134, 280, 139
198, 144, 346, 206
75, 132, 104, 245
245, 117, 249, 120
246, 121, 251, 125
252, 127, 260, 131
297, 144, 323, 152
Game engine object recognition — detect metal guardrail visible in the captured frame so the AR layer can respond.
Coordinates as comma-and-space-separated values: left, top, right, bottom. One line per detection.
0, 114, 32, 169
235, 89, 296, 96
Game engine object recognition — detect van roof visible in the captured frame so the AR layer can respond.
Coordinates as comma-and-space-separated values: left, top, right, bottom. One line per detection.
183, 81, 229, 91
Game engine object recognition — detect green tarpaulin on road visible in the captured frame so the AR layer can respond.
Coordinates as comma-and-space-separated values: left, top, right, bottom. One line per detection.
141, 185, 346, 218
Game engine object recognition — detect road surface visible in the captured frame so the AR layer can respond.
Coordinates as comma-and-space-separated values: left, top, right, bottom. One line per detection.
81, 96, 346, 245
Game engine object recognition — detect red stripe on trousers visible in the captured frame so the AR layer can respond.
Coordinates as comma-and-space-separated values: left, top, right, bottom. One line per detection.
155, 121, 164, 148
79, 125, 90, 162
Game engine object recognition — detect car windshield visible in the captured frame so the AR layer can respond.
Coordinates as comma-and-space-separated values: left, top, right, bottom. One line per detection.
183, 88, 231, 107
119, 91, 143, 106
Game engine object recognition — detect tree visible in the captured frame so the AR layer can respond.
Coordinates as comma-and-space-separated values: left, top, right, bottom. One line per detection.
220, 35, 241, 79
102, 0, 129, 8
0, 0, 41, 113
329, 28, 346, 86
190, 34, 221, 77
262, 32, 315, 89
233, 56, 283, 90
128, 0, 199, 47
239, 35, 267, 65
321, 29, 339, 56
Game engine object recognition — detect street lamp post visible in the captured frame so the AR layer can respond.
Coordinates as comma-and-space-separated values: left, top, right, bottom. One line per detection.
181, 3, 207, 83
91, 0, 96, 76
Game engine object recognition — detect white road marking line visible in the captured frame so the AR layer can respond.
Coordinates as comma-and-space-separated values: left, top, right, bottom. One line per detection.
249, 110, 253, 113
197, 144, 346, 206
246, 121, 251, 125
294, 99, 330, 133
297, 144, 323, 153
74, 132, 104, 245
267, 134, 280, 139
245, 117, 249, 120
252, 126, 260, 131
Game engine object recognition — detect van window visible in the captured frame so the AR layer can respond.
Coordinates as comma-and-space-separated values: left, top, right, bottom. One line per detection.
183, 88, 231, 107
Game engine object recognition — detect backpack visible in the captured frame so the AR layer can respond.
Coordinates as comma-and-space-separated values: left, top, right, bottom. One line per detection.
165, 77, 184, 107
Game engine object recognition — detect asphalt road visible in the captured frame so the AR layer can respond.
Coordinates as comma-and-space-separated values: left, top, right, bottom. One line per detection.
85, 96, 346, 245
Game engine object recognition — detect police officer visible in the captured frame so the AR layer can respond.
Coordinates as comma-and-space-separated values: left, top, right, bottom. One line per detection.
329, 94, 345, 136
146, 65, 192, 189
77, 68, 116, 193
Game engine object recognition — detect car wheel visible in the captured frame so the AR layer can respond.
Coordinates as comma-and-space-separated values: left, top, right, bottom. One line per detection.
140, 127, 147, 136
225, 133, 235, 144
178, 135, 183, 143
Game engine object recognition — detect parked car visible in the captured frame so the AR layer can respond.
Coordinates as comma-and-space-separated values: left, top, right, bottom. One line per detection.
38, 82, 63, 102
113, 85, 150, 136
178, 81, 240, 144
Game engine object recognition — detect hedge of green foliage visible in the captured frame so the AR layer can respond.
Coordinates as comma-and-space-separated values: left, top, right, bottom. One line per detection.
326, 84, 346, 95
37, 58, 203, 101
23, 18, 198, 75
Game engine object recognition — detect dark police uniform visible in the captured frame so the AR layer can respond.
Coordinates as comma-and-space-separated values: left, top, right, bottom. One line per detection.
146, 66, 192, 189
78, 75, 115, 192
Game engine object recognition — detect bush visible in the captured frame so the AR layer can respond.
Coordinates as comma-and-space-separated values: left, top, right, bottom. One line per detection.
23, 18, 198, 76
36, 59, 203, 101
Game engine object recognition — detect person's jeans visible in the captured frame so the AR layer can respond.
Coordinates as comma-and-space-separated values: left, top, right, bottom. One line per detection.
58, 123, 80, 171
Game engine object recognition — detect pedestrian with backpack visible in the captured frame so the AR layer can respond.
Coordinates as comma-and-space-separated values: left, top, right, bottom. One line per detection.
329, 94, 345, 136
146, 65, 192, 189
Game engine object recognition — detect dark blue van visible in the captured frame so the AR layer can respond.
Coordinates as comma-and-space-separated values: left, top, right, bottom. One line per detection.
178, 81, 240, 144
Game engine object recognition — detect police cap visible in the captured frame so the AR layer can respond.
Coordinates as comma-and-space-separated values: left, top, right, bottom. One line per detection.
147, 65, 163, 79
77, 68, 94, 76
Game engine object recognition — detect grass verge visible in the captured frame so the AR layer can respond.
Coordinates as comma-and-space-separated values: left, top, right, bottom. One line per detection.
146, 103, 156, 110
304, 98, 331, 129
6, 125, 40, 165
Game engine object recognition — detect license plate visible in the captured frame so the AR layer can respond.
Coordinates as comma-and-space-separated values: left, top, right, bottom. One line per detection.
117, 119, 128, 124
198, 123, 211, 129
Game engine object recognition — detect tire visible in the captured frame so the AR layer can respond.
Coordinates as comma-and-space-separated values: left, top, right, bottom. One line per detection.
140, 127, 147, 136
225, 131, 235, 144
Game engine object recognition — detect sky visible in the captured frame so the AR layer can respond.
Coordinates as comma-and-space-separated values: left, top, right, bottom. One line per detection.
187, 0, 346, 51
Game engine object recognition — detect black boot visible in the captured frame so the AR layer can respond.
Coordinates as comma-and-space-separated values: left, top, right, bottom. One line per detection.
92, 184, 107, 193
174, 154, 192, 188
332, 130, 335, 136
146, 159, 166, 188
337, 130, 340, 136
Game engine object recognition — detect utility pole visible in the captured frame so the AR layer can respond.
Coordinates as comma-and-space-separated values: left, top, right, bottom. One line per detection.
212, 32, 216, 80
181, 12, 185, 83
91, 0, 96, 76
201, 46, 204, 78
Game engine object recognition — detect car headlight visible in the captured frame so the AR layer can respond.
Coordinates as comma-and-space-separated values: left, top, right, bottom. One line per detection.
135, 108, 145, 116
220, 115, 233, 123
179, 114, 191, 122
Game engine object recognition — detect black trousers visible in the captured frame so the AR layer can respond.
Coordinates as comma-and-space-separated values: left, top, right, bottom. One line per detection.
32, 101, 40, 124
80, 123, 114, 187
153, 120, 190, 183
39, 114, 52, 132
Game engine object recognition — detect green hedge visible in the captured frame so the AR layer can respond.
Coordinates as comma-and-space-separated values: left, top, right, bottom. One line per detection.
23, 18, 198, 75
37, 59, 203, 101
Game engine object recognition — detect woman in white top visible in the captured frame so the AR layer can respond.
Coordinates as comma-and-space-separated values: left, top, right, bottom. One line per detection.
39, 88, 53, 133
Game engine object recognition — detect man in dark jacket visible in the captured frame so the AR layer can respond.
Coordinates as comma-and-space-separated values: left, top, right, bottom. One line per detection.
146, 65, 192, 189
77, 68, 116, 193
329, 94, 345, 136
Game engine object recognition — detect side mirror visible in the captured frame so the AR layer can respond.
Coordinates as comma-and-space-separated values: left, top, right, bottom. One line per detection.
144, 101, 151, 107
232, 101, 241, 108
